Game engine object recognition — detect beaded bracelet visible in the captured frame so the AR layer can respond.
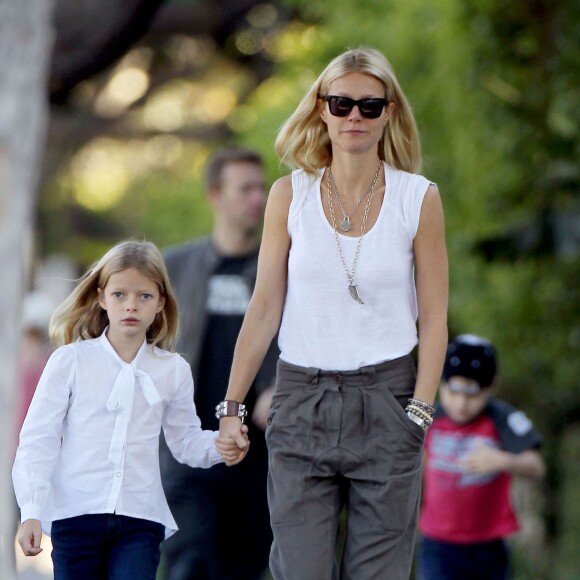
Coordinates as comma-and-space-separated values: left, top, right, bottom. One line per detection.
406, 403, 431, 416
405, 403, 433, 423
405, 404, 434, 425
406, 408, 433, 430
408, 398, 435, 416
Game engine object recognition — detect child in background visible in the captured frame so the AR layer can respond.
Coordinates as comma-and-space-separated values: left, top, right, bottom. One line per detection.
417, 334, 545, 580
13, 240, 246, 580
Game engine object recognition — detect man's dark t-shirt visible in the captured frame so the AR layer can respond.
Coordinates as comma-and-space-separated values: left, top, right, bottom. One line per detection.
196, 253, 262, 450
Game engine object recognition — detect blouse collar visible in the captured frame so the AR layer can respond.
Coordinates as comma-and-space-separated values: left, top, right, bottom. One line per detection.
99, 329, 161, 465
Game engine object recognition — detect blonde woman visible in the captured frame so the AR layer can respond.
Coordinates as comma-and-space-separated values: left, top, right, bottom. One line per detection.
13, 241, 244, 580
219, 47, 448, 579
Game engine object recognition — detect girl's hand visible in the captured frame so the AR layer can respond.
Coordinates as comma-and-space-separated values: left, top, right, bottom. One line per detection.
216, 421, 250, 466
18, 519, 43, 556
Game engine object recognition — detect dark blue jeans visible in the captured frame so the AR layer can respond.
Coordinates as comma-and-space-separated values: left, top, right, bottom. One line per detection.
51, 514, 165, 580
417, 535, 510, 580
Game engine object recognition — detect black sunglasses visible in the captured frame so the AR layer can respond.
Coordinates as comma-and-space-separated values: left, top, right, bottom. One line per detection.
322, 95, 388, 119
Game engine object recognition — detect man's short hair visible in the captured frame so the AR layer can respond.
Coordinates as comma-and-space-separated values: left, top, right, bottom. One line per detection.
204, 147, 263, 190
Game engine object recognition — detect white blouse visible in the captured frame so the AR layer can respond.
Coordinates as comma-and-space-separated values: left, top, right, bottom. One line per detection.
12, 331, 223, 538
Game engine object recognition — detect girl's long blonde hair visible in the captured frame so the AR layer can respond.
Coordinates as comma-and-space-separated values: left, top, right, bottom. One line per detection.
50, 240, 179, 351
275, 47, 422, 175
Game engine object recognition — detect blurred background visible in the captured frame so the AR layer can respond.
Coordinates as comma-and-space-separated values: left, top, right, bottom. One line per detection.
1, 0, 579, 578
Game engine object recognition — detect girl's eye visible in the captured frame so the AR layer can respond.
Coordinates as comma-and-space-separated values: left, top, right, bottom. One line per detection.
112, 292, 123, 298
141, 293, 153, 300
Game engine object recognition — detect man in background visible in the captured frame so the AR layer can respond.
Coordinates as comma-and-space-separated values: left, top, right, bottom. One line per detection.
160, 147, 277, 580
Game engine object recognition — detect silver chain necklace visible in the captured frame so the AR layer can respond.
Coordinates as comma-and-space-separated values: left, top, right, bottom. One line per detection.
328, 162, 382, 232
326, 161, 382, 304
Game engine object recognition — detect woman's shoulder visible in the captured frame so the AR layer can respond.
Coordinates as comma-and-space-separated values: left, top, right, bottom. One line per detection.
386, 164, 433, 190
278, 168, 321, 208
267, 174, 294, 212
386, 164, 437, 208
271, 173, 293, 195
385, 165, 438, 236
290, 167, 322, 193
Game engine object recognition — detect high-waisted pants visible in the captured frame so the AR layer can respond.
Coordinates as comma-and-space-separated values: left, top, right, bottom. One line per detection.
266, 355, 425, 580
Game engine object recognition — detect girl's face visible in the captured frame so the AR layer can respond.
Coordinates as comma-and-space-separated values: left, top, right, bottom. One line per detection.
319, 72, 394, 157
98, 267, 165, 345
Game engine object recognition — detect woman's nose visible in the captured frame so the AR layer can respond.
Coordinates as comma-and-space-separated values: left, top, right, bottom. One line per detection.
347, 105, 363, 120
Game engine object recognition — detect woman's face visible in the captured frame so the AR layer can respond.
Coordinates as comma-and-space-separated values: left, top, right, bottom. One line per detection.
319, 72, 393, 157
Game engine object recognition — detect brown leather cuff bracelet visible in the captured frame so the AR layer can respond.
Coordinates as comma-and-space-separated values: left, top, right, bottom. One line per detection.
215, 400, 247, 423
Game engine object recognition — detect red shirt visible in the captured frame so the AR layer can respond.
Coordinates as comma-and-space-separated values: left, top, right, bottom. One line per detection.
419, 412, 520, 543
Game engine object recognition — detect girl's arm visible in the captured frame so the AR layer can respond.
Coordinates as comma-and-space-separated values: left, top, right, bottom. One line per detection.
162, 357, 226, 468
12, 347, 74, 550
219, 176, 292, 450
412, 184, 448, 406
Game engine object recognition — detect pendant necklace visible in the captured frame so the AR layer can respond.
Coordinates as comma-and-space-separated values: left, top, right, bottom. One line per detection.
328, 162, 382, 232
326, 160, 383, 304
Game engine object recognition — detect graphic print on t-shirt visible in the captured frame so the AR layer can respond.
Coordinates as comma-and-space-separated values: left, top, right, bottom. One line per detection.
206, 274, 251, 315
429, 431, 500, 488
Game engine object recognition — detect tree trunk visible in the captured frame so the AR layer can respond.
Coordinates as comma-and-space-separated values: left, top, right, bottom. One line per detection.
0, 1, 54, 577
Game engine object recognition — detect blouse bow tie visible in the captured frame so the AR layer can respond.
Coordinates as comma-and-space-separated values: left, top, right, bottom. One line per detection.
106, 363, 161, 465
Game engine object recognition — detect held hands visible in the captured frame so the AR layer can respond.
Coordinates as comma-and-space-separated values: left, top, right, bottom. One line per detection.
17, 519, 43, 556
216, 418, 250, 466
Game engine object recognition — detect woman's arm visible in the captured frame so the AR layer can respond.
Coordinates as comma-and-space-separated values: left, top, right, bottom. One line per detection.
413, 184, 448, 406
219, 176, 292, 450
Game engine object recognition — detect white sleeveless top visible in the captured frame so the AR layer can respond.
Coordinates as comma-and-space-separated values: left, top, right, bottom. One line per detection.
278, 162, 433, 370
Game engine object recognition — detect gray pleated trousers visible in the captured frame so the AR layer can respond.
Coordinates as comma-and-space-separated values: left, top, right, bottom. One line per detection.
266, 355, 424, 580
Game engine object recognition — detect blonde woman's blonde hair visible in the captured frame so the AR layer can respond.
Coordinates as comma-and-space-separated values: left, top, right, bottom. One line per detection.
50, 240, 179, 351
275, 47, 422, 175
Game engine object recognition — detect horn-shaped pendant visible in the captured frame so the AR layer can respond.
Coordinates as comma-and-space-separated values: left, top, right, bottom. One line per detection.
348, 284, 364, 304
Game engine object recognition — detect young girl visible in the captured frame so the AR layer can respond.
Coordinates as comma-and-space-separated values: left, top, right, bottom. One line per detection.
13, 240, 245, 579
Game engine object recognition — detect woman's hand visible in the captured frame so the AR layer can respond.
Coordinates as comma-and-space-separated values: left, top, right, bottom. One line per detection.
17, 519, 43, 556
217, 418, 250, 466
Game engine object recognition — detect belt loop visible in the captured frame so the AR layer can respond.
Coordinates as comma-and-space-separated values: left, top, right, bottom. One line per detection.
360, 364, 377, 385
306, 367, 320, 385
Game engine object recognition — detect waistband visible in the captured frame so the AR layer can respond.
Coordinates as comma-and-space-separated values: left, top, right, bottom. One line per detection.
276, 354, 414, 388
